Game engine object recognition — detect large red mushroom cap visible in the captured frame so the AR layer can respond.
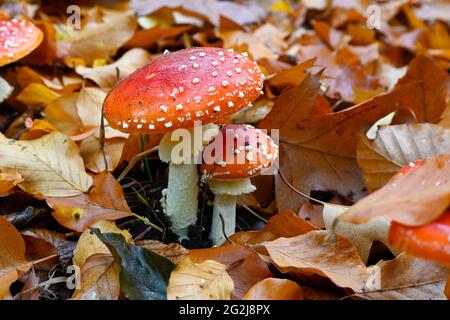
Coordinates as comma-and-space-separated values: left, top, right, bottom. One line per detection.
103, 47, 263, 133
200, 124, 278, 180
389, 210, 450, 267
0, 17, 43, 67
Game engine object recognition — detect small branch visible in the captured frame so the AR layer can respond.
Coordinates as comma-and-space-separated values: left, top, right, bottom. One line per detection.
219, 214, 234, 245
237, 200, 268, 223
117, 146, 159, 182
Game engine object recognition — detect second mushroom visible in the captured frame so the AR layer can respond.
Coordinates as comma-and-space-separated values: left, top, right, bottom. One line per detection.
201, 124, 279, 246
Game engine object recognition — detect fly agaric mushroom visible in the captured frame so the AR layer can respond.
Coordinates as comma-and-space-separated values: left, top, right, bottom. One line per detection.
389, 209, 450, 267
0, 17, 43, 67
200, 124, 278, 245
103, 47, 264, 239
388, 159, 450, 267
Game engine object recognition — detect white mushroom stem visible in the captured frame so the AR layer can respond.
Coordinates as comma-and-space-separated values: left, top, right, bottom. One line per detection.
159, 124, 219, 240
208, 178, 256, 246
210, 194, 237, 246
164, 162, 199, 239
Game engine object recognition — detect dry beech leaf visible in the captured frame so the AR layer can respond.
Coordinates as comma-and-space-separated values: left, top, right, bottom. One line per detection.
354, 254, 449, 300
47, 173, 132, 232
76, 87, 128, 139
76, 48, 152, 89
190, 244, 273, 300
260, 230, 377, 292
357, 123, 450, 192
0, 216, 32, 299
0, 131, 93, 197
71, 253, 120, 300
242, 278, 303, 300
72, 220, 132, 267
136, 240, 189, 265
124, 25, 191, 49
260, 73, 439, 212
57, 11, 137, 65
394, 54, 449, 124
44, 93, 81, 135
230, 210, 317, 246
167, 256, 234, 300
0, 169, 23, 196
342, 154, 450, 226
79, 136, 126, 173
323, 204, 392, 263
0, 76, 13, 104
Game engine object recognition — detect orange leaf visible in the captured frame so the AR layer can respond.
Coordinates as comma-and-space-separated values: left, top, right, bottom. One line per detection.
0, 216, 32, 298
243, 278, 303, 300
47, 173, 132, 232
0, 169, 23, 196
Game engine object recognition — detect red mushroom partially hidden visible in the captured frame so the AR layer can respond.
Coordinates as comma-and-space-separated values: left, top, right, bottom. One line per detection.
201, 124, 278, 245
103, 47, 263, 239
0, 17, 43, 67
389, 210, 450, 267
388, 159, 450, 267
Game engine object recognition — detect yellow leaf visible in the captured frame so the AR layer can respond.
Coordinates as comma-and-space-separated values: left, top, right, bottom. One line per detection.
0, 131, 93, 196
15, 83, 60, 107
44, 93, 81, 136
72, 220, 132, 267
79, 136, 126, 173
167, 257, 234, 300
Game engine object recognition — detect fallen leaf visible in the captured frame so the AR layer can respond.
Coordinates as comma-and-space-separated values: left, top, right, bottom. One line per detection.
124, 25, 191, 49
47, 173, 132, 232
0, 216, 32, 298
71, 253, 120, 300
72, 220, 132, 268
44, 93, 81, 136
20, 119, 56, 140
445, 277, 450, 299
131, 0, 266, 26
76, 48, 152, 89
0, 76, 13, 104
323, 204, 392, 263
93, 229, 175, 300
137, 240, 189, 265
15, 83, 60, 107
242, 278, 303, 300
357, 123, 450, 192
79, 136, 126, 173
0, 131, 93, 196
190, 244, 273, 299
22, 228, 76, 268
260, 230, 376, 292
167, 256, 234, 300
394, 54, 450, 124
76, 87, 128, 139
57, 11, 137, 65
0, 168, 23, 196
354, 254, 449, 300
342, 154, 450, 226
260, 72, 429, 212
231, 210, 317, 246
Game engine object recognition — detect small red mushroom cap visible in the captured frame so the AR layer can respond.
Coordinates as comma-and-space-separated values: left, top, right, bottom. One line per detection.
200, 124, 278, 180
103, 47, 264, 133
0, 17, 43, 67
389, 210, 450, 267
